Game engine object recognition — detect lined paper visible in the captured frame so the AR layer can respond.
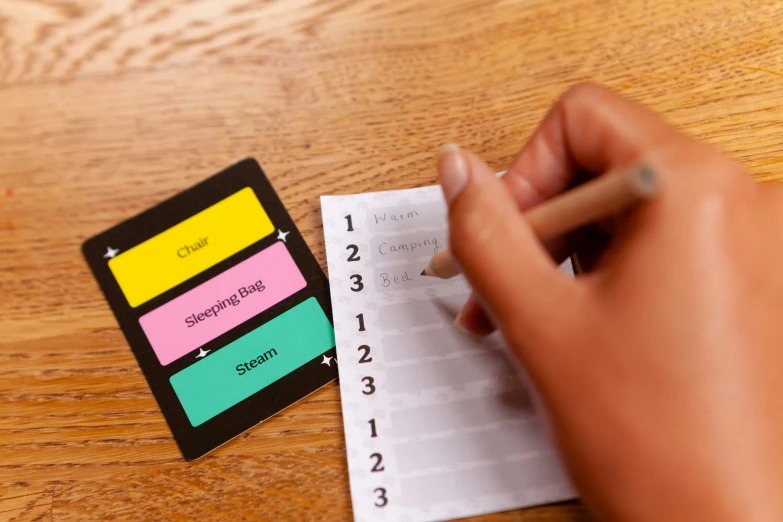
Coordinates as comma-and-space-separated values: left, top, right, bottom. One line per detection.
322, 185, 576, 522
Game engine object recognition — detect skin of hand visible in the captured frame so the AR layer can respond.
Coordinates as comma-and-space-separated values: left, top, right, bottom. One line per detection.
438, 84, 783, 522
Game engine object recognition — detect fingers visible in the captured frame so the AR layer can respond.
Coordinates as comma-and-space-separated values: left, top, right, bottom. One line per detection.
456, 84, 651, 334
439, 144, 576, 357
455, 293, 496, 336
456, 230, 574, 337
451, 84, 688, 337
502, 83, 680, 209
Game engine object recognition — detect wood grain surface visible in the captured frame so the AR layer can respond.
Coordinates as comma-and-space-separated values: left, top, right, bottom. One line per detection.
1, 0, 782, 520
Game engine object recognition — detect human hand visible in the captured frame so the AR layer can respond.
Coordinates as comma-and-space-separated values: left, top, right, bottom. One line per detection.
439, 84, 783, 522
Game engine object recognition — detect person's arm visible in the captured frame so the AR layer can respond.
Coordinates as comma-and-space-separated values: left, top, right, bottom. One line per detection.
439, 83, 783, 522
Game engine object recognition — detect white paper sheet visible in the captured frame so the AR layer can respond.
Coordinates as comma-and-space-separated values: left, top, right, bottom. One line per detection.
321, 185, 576, 522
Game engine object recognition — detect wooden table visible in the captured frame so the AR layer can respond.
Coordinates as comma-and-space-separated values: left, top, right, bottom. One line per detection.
1, 0, 781, 520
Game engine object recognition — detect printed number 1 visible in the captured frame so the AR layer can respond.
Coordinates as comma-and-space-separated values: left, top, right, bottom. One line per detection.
356, 313, 365, 331
345, 214, 354, 231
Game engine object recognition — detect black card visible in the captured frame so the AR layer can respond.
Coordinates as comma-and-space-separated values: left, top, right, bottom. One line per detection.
83, 158, 337, 460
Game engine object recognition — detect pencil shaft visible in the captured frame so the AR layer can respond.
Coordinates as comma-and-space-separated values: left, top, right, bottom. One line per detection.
425, 165, 659, 279
526, 165, 655, 240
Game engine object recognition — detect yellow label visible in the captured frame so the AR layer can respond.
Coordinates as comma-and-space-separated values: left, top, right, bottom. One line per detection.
109, 187, 274, 307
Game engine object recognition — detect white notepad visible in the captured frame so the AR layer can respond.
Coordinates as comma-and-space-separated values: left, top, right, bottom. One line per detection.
321, 185, 576, 522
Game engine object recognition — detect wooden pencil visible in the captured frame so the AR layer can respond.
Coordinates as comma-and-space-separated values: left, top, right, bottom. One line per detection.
423, 164, 660, 279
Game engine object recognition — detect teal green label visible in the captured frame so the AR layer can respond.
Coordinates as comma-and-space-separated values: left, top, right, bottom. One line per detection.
170, 297, 335, 427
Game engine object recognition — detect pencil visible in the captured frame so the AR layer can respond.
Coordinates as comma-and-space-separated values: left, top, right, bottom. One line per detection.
423, 164, 660, 279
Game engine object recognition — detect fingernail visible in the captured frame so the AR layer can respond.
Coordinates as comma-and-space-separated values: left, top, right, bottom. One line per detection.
438, 143, 469, 204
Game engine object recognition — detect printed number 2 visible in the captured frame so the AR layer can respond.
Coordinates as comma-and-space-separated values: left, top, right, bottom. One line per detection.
346, 244, 360, 262
370, 453, 385, 472
358, 345, 372, 363
374, 487, 388, 507
345, 215, 354, 232
350, 274, 364, 292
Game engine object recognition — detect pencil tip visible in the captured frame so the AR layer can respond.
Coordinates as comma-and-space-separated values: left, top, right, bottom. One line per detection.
421, 269, 427, 276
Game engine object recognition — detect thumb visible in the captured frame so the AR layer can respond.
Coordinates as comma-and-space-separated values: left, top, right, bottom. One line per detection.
439, 143, 578, 356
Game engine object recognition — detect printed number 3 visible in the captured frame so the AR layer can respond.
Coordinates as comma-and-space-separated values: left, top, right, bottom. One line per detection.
350, 274, 364, 292
362, 376, 376, 395
374, 487, 388, 507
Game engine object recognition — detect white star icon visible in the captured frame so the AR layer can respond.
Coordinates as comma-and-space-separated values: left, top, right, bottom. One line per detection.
103, 246, 120, 259
196, 348, 210, 359
277, 229, 290, 242
321, 355, 333, 366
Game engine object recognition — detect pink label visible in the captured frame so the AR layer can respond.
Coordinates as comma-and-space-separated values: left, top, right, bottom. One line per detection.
139, 242, 306, 365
